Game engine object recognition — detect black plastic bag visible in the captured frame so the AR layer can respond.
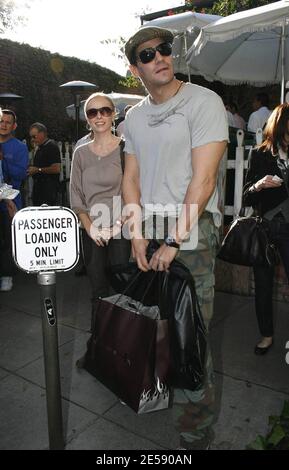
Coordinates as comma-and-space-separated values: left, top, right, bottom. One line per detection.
109, 240, 207, 391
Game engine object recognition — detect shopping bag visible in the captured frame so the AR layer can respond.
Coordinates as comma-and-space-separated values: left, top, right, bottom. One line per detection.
109, 241, 208, 392
83, 291, 170, 414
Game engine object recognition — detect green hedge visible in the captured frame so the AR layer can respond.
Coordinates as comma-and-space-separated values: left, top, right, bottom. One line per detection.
0, 38, 128, 141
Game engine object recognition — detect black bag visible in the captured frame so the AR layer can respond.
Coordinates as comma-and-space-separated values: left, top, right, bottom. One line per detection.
217, 215, 279, 267
83, 271, 170, 414
109, 240, 207, 391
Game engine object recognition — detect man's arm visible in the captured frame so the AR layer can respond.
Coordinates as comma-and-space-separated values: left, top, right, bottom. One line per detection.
5, 199, 17, 218
28, 141, 61, 176
149, 140, 227, 272
122, 153, 150, 271
28, 163, 61, 176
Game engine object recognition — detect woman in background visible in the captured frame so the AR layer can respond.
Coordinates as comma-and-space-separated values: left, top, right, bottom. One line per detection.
243, 103, 289, 355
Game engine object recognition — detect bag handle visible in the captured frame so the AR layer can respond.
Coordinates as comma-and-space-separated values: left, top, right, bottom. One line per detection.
277, 157, 289, 197
113, 269, 159, 312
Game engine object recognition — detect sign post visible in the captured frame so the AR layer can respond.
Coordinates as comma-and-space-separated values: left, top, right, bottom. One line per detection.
12, 206, 79, 450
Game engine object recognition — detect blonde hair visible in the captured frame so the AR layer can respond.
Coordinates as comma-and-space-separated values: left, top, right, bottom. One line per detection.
84, 92, 116, 118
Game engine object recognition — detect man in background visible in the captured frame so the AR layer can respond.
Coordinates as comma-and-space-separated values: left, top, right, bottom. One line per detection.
0, 109, 29, 291
116, 105, 133, 138
247, 92, 271, 133
28, 122, 61, 206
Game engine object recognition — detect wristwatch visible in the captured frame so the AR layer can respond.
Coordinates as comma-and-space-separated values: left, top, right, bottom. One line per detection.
249, 183, 257, 192
164, 236, 180, 249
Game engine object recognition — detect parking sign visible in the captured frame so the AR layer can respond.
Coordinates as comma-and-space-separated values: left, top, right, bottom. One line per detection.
12, 206, 79, 273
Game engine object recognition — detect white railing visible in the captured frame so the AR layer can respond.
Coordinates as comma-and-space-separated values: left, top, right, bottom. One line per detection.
223, 128, 263, 220
24, 130, 263, 224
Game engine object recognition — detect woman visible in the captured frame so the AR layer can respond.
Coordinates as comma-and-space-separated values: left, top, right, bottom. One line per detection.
70, 92, 131, 315
243, 103, 289, 355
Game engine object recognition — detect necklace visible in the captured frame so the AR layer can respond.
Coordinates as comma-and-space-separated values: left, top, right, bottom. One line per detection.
172, 80, 183, 98
150, 80, 184, 104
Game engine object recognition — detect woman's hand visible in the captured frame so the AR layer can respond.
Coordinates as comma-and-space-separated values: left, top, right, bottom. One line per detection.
254, 175, 283, 192
90, 226, 112, 247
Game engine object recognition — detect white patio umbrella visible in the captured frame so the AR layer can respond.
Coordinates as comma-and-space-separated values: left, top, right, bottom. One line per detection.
186, 0, 289, 102
66, 92, 144, 120
143, 11, 221, 79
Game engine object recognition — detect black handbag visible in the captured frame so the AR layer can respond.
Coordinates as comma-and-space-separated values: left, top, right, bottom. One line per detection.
217, 214, 279, 267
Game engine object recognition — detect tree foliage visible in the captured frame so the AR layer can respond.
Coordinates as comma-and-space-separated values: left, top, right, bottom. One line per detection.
185, 0, 273, 16
100, 36, 140, 87
210, 0, 273, 16
0, 0, 28, 34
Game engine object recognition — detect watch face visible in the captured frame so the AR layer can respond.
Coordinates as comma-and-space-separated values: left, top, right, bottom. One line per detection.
165, 236, 179, 248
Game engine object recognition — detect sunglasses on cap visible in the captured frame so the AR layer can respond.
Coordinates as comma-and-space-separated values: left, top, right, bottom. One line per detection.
137, 42, 172, 64
86, 107, 113, 119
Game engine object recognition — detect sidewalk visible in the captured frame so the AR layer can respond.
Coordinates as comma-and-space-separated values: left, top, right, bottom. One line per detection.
0, 268, 288, 450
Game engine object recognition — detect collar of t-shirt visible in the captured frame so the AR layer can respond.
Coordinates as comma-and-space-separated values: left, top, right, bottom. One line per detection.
39, 138, 51, 148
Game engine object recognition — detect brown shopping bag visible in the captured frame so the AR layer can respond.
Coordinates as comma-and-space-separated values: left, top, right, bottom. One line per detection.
83, 292, 170, 414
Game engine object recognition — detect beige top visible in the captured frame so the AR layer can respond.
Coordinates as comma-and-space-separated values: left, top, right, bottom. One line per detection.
70, 142, 123, 226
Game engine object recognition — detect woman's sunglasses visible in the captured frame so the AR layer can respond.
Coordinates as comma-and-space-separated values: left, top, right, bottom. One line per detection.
86, 107, 113, 119
138, 42, 172, 65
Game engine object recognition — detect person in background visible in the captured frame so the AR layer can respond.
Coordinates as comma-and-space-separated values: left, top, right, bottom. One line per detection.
229, 102, 246, 130
74, 130, 94, 150
116, 105, 133, 138
123, 26, 228, 450
0, 109, 29, 292
224, 102, 235, 128
70, 92, 131, 326
247, 93, 271, 133
243, 103, 289, 355
28, 122, 61, 206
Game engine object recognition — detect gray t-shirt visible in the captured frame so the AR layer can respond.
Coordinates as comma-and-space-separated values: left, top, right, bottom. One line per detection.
124, 83, 228, 229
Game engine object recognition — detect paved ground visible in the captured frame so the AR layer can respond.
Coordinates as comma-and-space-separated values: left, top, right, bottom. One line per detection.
0, 268, 288, 450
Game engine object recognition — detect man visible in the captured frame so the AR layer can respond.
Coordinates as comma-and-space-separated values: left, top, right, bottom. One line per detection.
0, 109, 29, 291
123, 26, 228, 450
247, 92, 271, 133
28, 122, 61, 206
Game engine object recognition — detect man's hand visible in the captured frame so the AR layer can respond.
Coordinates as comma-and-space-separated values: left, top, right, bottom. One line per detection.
27, 166, 39, 176
149, 244, 178, 272
132, 238, 150, 272
5, 199, 17, 218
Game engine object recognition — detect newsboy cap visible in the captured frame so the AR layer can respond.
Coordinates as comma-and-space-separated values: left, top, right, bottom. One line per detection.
125, 26, 174, 65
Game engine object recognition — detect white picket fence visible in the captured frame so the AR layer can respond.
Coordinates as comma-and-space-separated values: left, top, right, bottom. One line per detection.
223, 127, 263, 220
24, 129, 263, 224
